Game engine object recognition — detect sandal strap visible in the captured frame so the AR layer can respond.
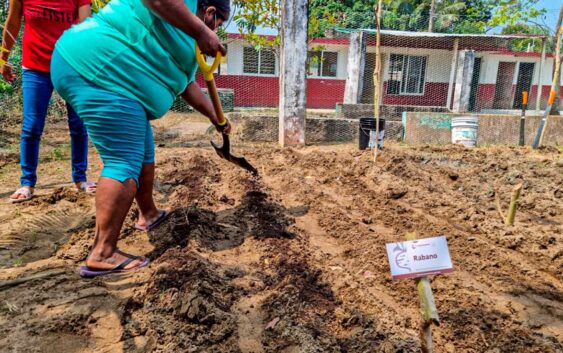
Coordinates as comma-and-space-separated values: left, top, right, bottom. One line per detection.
116, 249, 141, 259
14, 187, 32, 198
112, 257, 136, 271
79, 182, 96, 189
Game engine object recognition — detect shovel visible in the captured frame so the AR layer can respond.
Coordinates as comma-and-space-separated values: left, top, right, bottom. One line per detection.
196, 46, 258, 175
519, 91, 528, 146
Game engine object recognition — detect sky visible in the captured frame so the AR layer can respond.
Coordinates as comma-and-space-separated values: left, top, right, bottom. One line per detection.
537, 0, 561, 33
225, 1, 563, 35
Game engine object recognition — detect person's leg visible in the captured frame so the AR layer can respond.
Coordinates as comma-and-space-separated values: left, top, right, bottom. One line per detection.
135, 121, 162, 227
51, 50, 147, 270
82, 105, 150, 270
87, 177, 139, 270
66, 103, 93, 190
82, 110, 148, 270
12, 70, 53, 199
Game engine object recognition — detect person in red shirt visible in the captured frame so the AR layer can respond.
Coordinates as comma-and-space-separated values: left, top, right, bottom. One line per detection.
1, 0, 95, 202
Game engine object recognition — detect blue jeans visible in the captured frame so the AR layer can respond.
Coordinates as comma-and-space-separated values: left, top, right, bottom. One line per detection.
20, 69, 89, 187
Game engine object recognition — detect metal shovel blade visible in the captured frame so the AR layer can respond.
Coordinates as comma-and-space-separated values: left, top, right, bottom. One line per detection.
211, 134, 258, 176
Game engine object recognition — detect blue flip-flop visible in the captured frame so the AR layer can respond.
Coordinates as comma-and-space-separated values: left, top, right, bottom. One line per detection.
79, 256, 150, 278
134, 210, 170, 232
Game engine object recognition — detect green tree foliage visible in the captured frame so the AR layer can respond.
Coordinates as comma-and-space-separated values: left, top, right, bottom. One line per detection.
310, 0, 377, 32
232, 0, 281, 50
233, 0, 546, 35
233, 0, 339, 51
381, 0, 476, 33
502, 23, 550, 52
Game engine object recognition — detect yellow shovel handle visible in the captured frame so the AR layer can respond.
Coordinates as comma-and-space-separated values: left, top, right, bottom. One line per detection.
196, 45, 222, 82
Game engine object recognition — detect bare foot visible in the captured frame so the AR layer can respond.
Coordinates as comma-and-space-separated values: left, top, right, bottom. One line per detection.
85, 250, 145, 271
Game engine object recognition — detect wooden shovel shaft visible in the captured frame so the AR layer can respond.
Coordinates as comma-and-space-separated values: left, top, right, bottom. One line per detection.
204, 78, 227, 126
533, 90, 556, 149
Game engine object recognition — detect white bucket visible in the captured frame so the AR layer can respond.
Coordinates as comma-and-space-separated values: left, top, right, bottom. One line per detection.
451, 116, 478, 148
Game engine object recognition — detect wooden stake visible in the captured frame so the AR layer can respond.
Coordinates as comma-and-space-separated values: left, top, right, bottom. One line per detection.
548, 4, 563, 117
505, 183, 523, 226
405, 232, 439, 353
538, 4, 563, 146
373, 0, 383, 163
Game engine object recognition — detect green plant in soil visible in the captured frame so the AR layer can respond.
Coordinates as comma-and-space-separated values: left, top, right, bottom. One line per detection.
12, 257, 24, 267
29, 230, 38, 243
0, 301, 19, 314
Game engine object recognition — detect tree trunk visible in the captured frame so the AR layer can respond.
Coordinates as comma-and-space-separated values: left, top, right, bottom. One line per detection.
549, 4, 563, 115
428, 0, 436, 32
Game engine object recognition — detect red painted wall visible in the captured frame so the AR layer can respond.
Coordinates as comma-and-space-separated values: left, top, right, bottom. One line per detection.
382, 82, 449, 106
196, 74, 279, 107
475, 84, 496, 111
529, 85, 563, 108
196, 74, 345, 109
196, 73, 562, 110
307, 78, 346, 109
475, 84, 563, 111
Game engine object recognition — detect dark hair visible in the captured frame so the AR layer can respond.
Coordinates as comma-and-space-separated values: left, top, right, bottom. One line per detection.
198, 0, 231, 21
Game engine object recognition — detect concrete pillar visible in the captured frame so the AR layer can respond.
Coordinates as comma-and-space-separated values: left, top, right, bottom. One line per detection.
343, 31, 367, 104
452, 50, 475, 113
279, 0, 308, 146
446, 38, 459, 110
536, 38, 547, 111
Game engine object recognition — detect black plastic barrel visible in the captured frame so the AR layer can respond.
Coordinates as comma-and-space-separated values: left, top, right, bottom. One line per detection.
359, 118, 385, 150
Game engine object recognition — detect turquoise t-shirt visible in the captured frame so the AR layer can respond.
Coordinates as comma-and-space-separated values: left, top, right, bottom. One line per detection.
55, 0, 198, 119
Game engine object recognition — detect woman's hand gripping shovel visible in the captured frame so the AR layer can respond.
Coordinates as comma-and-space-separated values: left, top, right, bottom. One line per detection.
196, 46, 258, 175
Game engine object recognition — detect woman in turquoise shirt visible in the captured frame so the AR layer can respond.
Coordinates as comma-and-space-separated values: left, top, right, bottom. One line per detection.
51, 0, 231, 277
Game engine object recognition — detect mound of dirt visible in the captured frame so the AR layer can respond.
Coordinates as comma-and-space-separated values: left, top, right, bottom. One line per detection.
124, 249, 242, 353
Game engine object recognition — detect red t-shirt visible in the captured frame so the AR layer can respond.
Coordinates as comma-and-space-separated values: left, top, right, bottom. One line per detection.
22, 0, 91, 72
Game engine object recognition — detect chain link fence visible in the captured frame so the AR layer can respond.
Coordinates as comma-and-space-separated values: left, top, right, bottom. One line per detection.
1, 3, 561, 147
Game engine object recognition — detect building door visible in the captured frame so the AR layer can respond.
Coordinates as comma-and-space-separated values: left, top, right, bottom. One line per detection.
513, 63, 535, 109
493, 62, 516, 109
361, 53, 376, 104
468, 57, 482, 112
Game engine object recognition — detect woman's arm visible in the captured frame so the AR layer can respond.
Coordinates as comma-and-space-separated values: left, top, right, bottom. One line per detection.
1, 0, 23, 76
1, 0, 22, 52
181, 81, 231, 134
142, 0, 225, 56
78, 5, 92, 22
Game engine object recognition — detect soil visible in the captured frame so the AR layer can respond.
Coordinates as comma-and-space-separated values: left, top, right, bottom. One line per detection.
0, 115, 562, 353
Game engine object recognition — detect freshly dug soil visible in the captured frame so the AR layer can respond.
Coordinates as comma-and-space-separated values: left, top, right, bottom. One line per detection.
0, 142, 561, 353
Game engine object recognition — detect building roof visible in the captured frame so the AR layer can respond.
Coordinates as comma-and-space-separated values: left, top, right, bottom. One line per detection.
333, 28, 547, 40
330, 29, 547, 51
227, 29, 549, 52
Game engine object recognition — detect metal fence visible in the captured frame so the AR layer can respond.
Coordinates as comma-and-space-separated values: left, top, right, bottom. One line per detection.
1, 4, 561, 146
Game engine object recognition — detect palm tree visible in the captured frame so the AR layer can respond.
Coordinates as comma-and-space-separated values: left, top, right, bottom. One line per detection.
382, 0, 466, 33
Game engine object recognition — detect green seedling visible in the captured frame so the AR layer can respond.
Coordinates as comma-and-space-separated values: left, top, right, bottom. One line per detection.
51, 146, 65, 161
1, 301, 19, 313
29, 230, 38, 243
12, 257, 24, 267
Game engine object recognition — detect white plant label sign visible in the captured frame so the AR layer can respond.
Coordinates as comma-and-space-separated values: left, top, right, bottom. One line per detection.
386, 236, 454, 280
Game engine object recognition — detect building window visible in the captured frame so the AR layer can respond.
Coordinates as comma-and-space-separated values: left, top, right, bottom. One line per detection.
243, 47, 276, 75
387, 54, 427, 95
308, 51, 338, 77
206, 44, 227, 75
